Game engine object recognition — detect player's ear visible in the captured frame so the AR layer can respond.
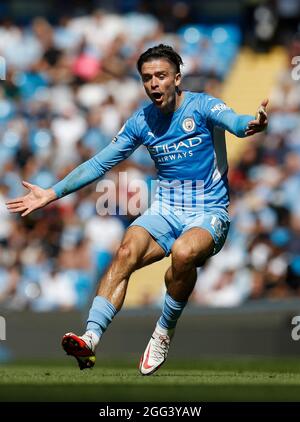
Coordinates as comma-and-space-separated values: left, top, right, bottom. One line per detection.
175, 72, 181, 87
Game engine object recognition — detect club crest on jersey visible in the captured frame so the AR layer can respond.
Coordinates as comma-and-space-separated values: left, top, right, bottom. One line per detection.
182, 117, 195, 132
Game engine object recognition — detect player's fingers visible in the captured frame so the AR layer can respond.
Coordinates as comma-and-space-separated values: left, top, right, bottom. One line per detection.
246, 124, 264, 132
248, 122, 268, 131
261, 98, 269, 108
247, 121, 261, 129
247, 119, 259, 126
246, 125, 265, 135
258, 107, 267, 117
6, 203, 23, 209
21, 208, 32, 217
5, 197, 25, 205
258, 109, 267, 124
259, 105, 267, 114
247, 124, 264, 130
8, 206, 28, 213
22, 180, 35, 190
248, 119, 267, 127
6, 203, 25, 210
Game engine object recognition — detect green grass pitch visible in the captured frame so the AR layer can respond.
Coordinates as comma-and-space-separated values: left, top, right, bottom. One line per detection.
1, 357, 300, 401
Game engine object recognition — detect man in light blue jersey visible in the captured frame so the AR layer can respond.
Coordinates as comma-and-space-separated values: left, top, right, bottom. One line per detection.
6, 44, 268, 375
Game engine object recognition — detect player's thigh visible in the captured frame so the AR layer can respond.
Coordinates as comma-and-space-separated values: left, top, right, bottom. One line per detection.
178, 211, 230, 263
121, 225, 166, 268
171, 227, 214, 268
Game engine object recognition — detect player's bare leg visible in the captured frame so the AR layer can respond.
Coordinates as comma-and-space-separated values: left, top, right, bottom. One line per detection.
165, 227, 214, 300
62, 226, 165, 369
140, 228, 214, 375
96, 226, 166, 310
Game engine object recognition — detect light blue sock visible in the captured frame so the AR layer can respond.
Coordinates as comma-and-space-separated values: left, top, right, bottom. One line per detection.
158, 292, 187, 330
86, 296, 117, 338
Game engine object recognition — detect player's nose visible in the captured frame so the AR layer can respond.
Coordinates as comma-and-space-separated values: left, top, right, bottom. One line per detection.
151, 76, 159, 89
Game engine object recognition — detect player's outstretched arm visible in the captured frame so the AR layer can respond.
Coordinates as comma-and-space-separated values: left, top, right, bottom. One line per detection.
209, 98, 268, 138
6, 132, 139, 216
5, 149, 111, 217
6, 181, 57, 217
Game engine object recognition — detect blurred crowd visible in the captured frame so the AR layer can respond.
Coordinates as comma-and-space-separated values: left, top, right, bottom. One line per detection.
0, 8, 299, 311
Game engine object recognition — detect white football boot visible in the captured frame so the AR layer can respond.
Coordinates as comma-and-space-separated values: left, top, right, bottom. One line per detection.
139, 324, 175, 375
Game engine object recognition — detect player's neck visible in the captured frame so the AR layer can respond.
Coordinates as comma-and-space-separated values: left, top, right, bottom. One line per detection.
160, 90, 184, 115
175, 89, 184, 111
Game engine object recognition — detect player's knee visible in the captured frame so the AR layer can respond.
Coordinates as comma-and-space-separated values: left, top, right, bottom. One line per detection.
116, 242, 139, 269
172, 241, 210, 269
172, 243, 195, 268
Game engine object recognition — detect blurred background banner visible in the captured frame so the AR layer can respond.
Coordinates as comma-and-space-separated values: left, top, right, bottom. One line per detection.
1, 0, 300, 360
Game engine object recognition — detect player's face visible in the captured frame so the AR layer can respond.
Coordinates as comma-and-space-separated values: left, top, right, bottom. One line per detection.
141, 59, 181, 113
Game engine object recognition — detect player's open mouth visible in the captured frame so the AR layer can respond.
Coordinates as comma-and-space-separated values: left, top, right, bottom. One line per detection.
152, 92, 163, 103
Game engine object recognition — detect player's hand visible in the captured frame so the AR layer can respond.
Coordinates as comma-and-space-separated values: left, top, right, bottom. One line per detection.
245, 99, 268, 136
5, 181, 57, 217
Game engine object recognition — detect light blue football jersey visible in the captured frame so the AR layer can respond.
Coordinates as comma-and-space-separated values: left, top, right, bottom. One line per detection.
112, 91, 234, 211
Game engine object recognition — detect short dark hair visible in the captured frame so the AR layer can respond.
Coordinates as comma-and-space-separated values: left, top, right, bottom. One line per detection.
137, 44, 183, 74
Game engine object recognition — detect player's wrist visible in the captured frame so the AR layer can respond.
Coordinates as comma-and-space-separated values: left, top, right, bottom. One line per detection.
46, 188, 58, 203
